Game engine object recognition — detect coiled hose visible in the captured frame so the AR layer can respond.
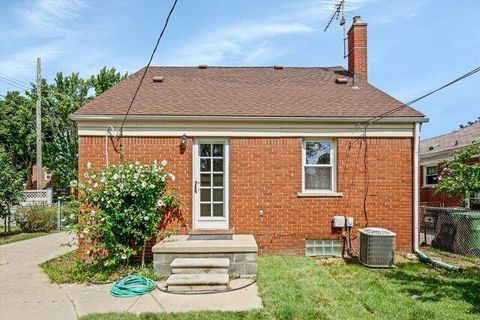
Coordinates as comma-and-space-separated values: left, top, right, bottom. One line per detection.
110, 275, 156, 298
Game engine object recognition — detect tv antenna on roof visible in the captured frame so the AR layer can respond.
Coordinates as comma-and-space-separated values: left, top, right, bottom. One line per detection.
323, 0, 347, 58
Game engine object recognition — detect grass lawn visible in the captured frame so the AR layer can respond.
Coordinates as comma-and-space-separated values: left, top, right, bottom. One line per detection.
70, 255, 479, 320
41, 251, 159, 284
0, 227, 51, 245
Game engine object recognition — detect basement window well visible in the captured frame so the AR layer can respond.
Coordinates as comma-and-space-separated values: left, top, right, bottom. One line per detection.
306, 240, 342, 257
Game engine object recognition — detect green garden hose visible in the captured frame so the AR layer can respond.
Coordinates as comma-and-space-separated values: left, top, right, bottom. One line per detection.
110, 275, 156, 298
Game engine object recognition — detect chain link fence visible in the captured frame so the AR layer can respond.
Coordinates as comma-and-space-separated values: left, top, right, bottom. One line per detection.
420, 206, 480, 257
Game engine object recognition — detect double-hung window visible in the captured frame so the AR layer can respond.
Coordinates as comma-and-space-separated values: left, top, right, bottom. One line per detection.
302, 140, 336, 193
423, 165, 438, 187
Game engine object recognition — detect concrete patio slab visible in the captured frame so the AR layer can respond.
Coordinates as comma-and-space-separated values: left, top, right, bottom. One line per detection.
153, 234, 258, 253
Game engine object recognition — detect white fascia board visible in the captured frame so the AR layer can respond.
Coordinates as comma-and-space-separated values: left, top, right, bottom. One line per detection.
71, 114, 428, 124
77, 121, 415, 137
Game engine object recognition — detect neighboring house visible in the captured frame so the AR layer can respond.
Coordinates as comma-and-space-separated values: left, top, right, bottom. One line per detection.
420, 120, 480, 207
72, 17, 426, 254
30, 165, 55, 190
29, 165, 69, 197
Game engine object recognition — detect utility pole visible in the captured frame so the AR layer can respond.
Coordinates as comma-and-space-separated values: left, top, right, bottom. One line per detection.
36, 58, 42, 190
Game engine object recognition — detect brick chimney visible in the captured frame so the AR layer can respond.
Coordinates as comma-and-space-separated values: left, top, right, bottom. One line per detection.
347, 16, 368, 84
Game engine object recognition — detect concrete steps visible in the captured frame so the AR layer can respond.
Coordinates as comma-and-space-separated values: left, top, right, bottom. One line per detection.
166, 258, 230, 292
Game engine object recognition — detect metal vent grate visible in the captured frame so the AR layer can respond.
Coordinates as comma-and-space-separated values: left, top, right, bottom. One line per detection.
306, 240, 342, 257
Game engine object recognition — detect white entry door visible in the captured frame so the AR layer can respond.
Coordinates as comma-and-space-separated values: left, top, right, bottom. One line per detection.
193, 139, 229, 229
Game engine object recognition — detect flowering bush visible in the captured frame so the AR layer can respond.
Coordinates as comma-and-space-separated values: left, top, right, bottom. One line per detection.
69, 160, 179, 266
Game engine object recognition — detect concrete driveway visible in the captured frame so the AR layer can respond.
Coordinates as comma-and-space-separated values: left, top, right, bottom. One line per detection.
0, 232, 262, 319
0, 232, 77, 320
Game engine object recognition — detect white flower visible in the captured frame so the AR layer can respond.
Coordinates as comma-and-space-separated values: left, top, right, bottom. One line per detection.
69, 213, 75, 219
150, 184, 155, 188
113, 173, 120, 180
100, 217, 105, 222
79, 233, 85, 238
129, 164, 133, 168
87, 162, 92, 169
100, 177, 106, 183
161, 176, 165, 182
157, 199, 165, 207
93, 183, 98, 188
118, 183, 124, 189
131, 192, 136, 196
169, 173, 176, 181
86, 250, 91, 255
84, 172, 89, 178
121, 254, 127, 260
70, 180, 78, 187
144, 216, 149, 221
141, 181, 146, 188
135, 161, 140, 165
83, 228, 89, 233
161, 160, 168, 166
90, 210, 96, 216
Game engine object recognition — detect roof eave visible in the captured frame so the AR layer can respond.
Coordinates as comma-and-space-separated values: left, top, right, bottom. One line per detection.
70, 114, 429, 124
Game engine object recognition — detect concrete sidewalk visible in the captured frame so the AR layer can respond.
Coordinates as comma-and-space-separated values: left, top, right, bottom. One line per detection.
0, 232, 78, 320
0, 232, 262, 319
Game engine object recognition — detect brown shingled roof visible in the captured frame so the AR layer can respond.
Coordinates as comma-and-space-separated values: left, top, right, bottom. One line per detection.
73, 66, 425, 119
420, 121, 480, 157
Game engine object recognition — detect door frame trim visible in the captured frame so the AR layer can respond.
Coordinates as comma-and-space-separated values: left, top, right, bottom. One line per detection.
192, 138, 230, 230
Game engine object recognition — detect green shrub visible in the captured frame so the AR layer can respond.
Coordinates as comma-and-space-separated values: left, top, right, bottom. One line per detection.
15, 205, 57, 232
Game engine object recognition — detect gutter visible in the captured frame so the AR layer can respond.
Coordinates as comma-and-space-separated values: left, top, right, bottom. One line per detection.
70, 114, 429, 124
413, 122, 462, 272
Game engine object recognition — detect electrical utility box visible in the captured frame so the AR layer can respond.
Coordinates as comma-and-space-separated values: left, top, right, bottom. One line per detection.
332, 216, 345, 228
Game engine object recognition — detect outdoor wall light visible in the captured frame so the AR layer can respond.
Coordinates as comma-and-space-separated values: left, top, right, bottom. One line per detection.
180, 134, 187, 149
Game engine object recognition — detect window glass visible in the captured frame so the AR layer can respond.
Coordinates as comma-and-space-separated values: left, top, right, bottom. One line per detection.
425, 165, 438, 185
303, 140, 334, 192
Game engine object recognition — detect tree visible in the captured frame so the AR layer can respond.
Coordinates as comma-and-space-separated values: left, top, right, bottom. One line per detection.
89, 67, 128, 96
0, 146, 24, 231
0, 91, 36, 187
42, 72, 90, 187
436, 143, 480, 206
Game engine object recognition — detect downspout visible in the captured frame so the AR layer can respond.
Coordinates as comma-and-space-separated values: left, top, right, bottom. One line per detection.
413, 122, 462, 272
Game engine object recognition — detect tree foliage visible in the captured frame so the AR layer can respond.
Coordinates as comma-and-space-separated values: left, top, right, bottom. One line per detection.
0, 146, 24, 220
0, 67, 127, 189
436, 143, 480, 201
89, 66, 128, 96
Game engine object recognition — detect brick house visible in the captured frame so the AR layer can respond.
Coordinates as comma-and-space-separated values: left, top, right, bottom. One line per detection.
72, 17, 426, 255
420, 120, 480, 208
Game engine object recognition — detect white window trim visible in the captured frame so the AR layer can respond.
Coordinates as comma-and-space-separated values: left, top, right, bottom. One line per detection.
300, 139, 338, 195
423, 164, 438, 188
44, 170, 51, 181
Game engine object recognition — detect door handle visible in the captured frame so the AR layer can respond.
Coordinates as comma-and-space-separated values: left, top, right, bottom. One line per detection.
195, 181, 199, 193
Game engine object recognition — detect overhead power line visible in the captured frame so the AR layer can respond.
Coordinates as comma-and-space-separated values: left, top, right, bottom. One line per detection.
0, 77, 30, 91
111, 0, 179, 154
353, 66, 480, 137
0, 72, 31, 87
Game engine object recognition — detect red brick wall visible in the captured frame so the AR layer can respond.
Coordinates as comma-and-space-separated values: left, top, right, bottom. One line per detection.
78, 136, 414, 256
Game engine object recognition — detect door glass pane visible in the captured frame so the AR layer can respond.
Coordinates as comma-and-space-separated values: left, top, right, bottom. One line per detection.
200, 159, 211, 172
213, 188, 223, 201
200, 144, 211, 157
305, 142, 331, 165
200, 203, 211, 217
305, 167, 332, 190
201, 189, 211, 201
212, 144, 223, 156
200, 174, 211, 186
213, 159, 223, 172
213, 204, 224, 217
213, 174, 223, 186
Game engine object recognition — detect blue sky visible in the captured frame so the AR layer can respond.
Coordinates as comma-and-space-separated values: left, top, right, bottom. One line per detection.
1, 0, 479, 139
